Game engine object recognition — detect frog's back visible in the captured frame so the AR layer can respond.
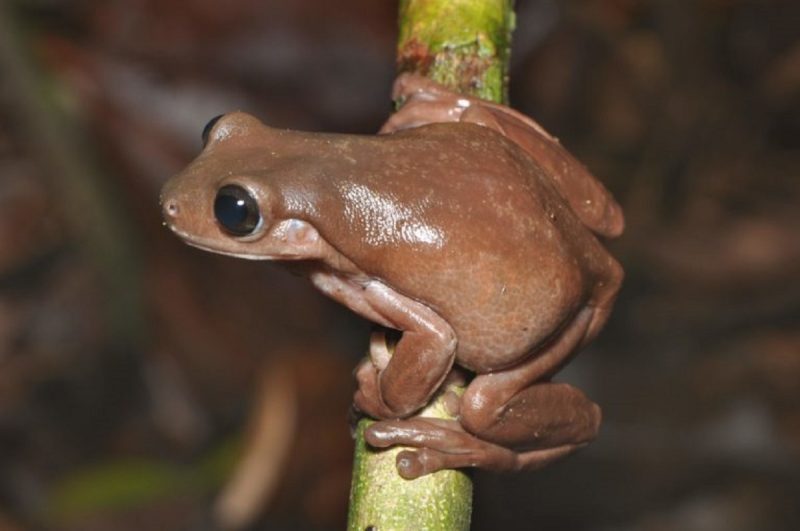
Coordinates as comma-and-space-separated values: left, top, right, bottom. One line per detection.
305, 123, 614, 372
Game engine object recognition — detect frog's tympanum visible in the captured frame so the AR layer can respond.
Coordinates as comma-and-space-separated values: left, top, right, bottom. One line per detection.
161, 74, 624, 479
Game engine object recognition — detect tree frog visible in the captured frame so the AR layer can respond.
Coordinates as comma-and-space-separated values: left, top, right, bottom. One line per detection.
161, 74, 624, 479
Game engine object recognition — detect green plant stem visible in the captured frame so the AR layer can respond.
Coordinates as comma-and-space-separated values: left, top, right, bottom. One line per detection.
398, 0, 515, 103
347, 2, 515, 530
347, 389, 472, 531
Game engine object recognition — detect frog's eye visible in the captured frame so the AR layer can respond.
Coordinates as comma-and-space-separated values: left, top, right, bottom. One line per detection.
214, 185, 261, 236
202, 115, 224, 147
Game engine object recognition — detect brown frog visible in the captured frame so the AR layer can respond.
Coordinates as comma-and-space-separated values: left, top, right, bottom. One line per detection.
160, 74, 624, 479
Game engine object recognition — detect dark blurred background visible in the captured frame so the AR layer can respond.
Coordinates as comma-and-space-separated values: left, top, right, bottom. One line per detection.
0, 0, 798, 530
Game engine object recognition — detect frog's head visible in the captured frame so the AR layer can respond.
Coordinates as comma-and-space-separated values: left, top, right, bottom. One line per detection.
160, 112, 323, 261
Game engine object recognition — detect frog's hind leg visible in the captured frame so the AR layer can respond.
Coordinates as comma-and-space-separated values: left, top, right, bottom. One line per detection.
365, 416, 589, 479
366, 307, 602, 476
458, 307, 601, 450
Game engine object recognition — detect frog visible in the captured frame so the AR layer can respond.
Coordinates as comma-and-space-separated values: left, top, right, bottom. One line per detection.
160, 73, 624, 479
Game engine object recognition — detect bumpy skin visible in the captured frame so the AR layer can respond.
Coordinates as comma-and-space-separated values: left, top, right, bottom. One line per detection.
160, 74, 624, 479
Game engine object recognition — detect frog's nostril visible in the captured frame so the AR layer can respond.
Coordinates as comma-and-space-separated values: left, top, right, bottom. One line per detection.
164, 199, 179, 218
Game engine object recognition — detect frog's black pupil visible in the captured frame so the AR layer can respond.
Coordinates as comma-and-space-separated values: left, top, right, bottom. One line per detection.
202, 114, 224, 147
214, 185, 261, 236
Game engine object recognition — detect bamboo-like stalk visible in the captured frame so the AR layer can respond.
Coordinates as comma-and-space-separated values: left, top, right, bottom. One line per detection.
347, 2, 515, 530
398, 0, 515, 104
347, 380, 472, 531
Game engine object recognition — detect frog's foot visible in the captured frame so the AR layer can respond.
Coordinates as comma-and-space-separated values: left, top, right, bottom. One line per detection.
379, 100, 463, 134
365, 418, 582, 479
353, 357, 397, 420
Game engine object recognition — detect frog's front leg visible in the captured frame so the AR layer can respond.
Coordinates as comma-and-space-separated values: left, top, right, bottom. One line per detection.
354, 281, 457, 419
366, 308, 601, 478
311, 272, 456, 419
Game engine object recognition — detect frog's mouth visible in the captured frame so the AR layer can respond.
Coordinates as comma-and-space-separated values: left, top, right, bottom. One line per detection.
164, 224, 274, 261
165, 223, 315, 262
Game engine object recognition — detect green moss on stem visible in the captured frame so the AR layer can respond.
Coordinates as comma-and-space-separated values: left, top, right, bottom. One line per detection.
398, 0, 515, 103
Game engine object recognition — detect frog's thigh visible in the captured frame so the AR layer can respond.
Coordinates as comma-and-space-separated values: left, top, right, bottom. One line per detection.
461, 307, 601, 449
362, 281, 457, 416
463, 381, 601, 451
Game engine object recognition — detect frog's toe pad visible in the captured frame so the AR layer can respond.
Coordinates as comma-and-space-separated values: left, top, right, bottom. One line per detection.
396, 449, 453, 479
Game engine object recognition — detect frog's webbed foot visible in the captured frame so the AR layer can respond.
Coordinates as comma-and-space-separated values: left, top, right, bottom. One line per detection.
365, 307, 604, 478
379, 73, 463, 133
365, 418, 583, 479
379, 98, 467, 134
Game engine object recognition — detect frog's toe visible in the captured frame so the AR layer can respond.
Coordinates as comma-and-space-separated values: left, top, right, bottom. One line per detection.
365, 418, 459, 448
395, 449, 453, 479
365, 418, 519, 476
